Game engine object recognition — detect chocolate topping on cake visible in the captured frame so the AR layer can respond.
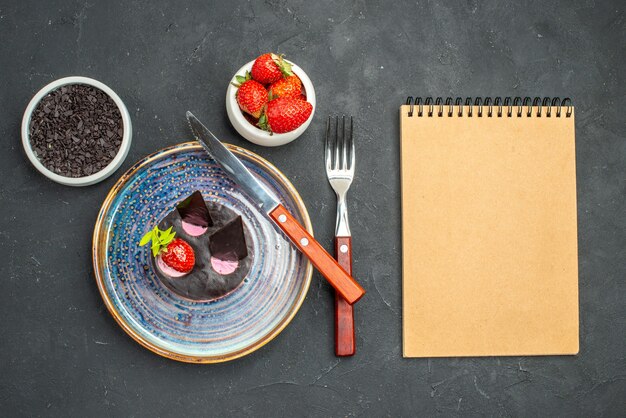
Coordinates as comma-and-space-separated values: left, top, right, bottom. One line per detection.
209, 216, 248, 261
177, 191, 213, 227
153, 199, 253, 301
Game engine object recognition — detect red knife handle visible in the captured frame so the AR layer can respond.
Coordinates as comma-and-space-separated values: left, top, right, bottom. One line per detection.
335, 236, 355, 356
269, 205, 365, 305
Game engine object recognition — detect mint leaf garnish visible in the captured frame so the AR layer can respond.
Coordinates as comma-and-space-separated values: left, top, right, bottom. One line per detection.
139, 225, 177, 256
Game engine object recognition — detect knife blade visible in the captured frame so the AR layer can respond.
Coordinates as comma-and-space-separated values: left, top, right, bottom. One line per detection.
186, 112, 365, 305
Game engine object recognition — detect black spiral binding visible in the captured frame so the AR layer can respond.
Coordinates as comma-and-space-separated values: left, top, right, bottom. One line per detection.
405, 97, 572, 118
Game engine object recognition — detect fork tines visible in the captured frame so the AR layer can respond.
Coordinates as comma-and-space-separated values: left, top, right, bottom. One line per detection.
325, 115, 354, 173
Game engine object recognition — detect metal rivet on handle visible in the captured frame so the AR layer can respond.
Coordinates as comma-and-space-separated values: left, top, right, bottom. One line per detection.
340, 244, 348, 253
300, 237, 309, 246
278, 214, 287, 223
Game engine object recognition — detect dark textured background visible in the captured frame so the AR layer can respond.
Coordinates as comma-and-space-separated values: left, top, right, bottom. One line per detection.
1, 0, 624, 416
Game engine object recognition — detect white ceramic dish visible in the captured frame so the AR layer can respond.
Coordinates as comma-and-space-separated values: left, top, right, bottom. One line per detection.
226, 60, 316, 147
21, 76, 132, 186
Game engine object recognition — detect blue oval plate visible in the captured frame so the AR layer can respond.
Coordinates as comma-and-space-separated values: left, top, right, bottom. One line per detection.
93, 142, 312, 363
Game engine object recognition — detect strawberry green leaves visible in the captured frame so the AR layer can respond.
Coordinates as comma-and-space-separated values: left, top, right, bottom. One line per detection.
257, 113, 270, 133
272, 53, 293, 78
139, 226, 176, 257
231, 71, 253, 88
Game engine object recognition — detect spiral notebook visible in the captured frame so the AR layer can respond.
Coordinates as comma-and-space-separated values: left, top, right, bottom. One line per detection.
400, 97, 579, 357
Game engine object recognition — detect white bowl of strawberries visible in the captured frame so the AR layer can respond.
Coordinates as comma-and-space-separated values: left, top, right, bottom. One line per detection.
226, 53, 315, 147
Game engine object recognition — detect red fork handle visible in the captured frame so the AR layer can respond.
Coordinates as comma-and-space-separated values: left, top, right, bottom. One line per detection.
335, 236, 355, 356
269, 205, 365, 305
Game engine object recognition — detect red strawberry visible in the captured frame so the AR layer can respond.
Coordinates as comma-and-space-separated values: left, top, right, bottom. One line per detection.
160, 238, 195, 273
237, 80, 267, 118
140, 226, 195, 273
251, 53, 293, 85
268, 75, 302, 100
258, 97, 313, 134
233, 71, 268, 118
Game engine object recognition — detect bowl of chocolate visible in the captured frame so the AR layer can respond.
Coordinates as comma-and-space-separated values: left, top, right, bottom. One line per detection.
21, 76, 132, 186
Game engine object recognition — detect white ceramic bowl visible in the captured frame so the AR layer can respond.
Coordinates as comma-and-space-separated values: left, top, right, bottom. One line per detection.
226, 60, 316, 147
21, 76, 132, 186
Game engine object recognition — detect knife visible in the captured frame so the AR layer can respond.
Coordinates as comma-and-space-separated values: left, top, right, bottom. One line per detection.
186, 112, 365, 305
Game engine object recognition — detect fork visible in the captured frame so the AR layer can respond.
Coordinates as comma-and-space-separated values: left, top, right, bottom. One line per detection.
325, 115, 356, 356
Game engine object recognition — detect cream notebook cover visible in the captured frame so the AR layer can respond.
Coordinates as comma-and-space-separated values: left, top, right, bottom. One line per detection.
400, 98, 579, 357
